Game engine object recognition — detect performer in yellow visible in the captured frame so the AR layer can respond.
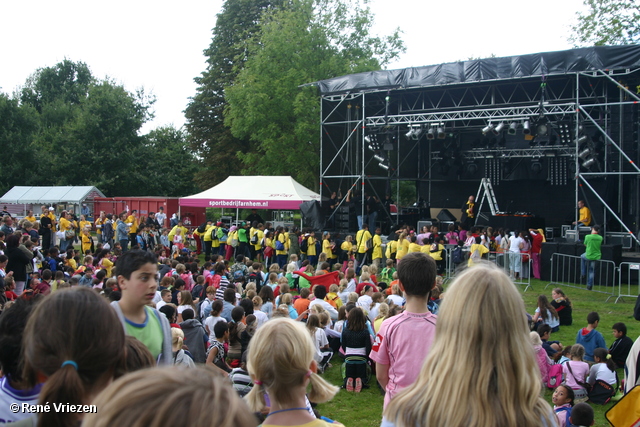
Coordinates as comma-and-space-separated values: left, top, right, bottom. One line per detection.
572, 200, 592, 227
461, 195, 475, 229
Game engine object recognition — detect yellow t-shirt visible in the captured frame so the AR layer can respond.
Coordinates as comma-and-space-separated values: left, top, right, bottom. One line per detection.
468, 243, 490, 266
396, 239, 410, 259
203, 224, 213, 242
79, 220, 91, 232
372, 234, 382, 260
579, 206, 592, 226
126, 215, 138, 233
254, 229, 264, 250
322, 239, 333, 259
276, 233, 287, 256
100, 258, 114, 277
81, 233, 92, 253
355, 229, 372, 254
59, 217, 72, 231
25, 215, 37, 223
408, 242, 421, 253
306, 237, 316, 256
95, 217, 104, 234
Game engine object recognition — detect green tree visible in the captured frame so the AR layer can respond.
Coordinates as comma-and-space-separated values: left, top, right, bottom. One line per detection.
139, 126, 200, 197
571, 0, 640, 46
224, 0, 404, 190
0, 94, 39, 193
19, 60, 156, 196
185, 0, 283, 188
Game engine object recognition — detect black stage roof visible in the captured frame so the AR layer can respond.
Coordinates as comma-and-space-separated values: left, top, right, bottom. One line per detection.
313, 45, 640, 95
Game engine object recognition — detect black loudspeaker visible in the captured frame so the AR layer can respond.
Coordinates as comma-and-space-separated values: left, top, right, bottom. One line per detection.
601, 244, 622, 265
437, 209, 457, 222
540, 242, 558, 281
557, 243, 577, 256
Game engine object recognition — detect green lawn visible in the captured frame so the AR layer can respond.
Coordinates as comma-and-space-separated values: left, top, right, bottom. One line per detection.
314, 279, 639, 427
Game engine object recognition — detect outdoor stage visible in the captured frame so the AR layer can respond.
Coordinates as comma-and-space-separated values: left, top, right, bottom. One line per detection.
312, 45, 640, 248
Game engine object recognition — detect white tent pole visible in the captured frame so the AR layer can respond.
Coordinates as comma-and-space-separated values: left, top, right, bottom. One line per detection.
236, 207, 239, 225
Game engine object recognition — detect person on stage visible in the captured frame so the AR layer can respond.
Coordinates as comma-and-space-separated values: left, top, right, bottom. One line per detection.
572, 200, 591, 228
460, 195, 475, 230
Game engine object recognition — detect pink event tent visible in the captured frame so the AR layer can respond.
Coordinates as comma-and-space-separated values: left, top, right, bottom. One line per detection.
179, 176, 321, 210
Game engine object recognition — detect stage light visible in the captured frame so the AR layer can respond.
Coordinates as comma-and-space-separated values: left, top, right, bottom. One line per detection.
373, 154, 386, 162
465, 161, 478, 175
482, 123, 494, 135
405, 128, 414, 139
531, 158, 542, 174
523, 120, 531, 135
364, 136, 372, 144
437, 127, 445, 139
582, 158, 596, 169
378, 162, 390, 171
578, 148, 591, 160
508, 122, 517, 135
493, 122, 505, 135
577, 135, 588, 145
367, 144, 376, 152
412, 127, 423, 140
536, 120, 549, 137
427, 128, 435, 140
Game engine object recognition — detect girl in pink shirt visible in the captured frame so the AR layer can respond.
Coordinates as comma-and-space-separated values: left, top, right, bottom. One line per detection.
562, 343, 590, 402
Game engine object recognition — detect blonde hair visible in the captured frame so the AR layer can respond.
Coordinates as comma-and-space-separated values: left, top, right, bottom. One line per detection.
369, 264, 378, 275
338, 278, 348, 292
375, 303, 389, 321
252, 296, 263, 308
286, 262, 296, 274
329, 284, 339, 293
359, 272, 371, 282
529, 331, 542, 346
348, 292, 358, 303
245, 318, 338, 411
281, 293, 293, 305
360, 265, 370, 274
385, 263, 555, 427
245, 282, 256, 293
246, 290, 257, 300
171, 327, 184, 352
83, 366, 257, 427
310, 304, 326, 315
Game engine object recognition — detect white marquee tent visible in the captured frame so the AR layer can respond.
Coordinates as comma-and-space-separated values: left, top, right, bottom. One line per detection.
179, 176, 321, 210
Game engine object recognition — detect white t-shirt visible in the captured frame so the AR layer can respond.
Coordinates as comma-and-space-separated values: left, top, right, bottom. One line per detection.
357, 295, 373, 312
312, 328, 329, 362
368, 302, 381, 323
387, 294, 405, 307
254, 310, 269, 328
204, 316, 226, 342
0, 377, 41, 423
156, 300, 168, 311
509, 236, 524, 253
309, 298, 338, 320
177, 304, 194, 314
588, 363, 617, 386
535, 307, 560, 329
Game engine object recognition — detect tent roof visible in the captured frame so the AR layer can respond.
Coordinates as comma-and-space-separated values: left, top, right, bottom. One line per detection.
179, 176, 321, 210
0, 186, 105, 204
311, 45, 640, 95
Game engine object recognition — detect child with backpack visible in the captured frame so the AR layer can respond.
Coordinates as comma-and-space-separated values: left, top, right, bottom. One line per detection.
451, 240, 465, 270
552, 384, 574, 427
563, 343, 590, 403
587, 347, 618, 404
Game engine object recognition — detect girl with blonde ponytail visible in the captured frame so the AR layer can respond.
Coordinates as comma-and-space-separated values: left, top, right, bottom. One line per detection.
245, 318, 342, 426
383, 263, 556, 427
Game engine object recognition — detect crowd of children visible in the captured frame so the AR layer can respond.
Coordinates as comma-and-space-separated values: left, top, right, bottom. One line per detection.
0, 211, 637, 427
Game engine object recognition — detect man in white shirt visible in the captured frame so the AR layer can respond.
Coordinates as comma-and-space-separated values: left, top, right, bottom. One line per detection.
308, 285, 338, 320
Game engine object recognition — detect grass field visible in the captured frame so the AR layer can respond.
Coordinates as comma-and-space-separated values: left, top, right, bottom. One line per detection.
314, 278, 639, 427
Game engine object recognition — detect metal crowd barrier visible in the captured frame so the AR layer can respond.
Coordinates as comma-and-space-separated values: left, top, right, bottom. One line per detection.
616, 262, 640, 303
544, 253, 617, 299
443, 247, 532, 291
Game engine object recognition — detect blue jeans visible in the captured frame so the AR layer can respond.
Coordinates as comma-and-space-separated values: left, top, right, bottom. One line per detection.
357, 215, 368, 230
120, 239, 129, 252
368, 211, 378, 231
580, 253, 596, 289
60, 238, 70, 252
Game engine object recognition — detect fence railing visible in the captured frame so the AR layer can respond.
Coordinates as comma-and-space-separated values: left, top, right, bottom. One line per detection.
444, 247, 532, 291
616, 262, 640, 303
544, 253, 617, 300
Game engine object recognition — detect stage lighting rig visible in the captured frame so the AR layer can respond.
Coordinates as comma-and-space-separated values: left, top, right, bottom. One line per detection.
508, 122, 517, 135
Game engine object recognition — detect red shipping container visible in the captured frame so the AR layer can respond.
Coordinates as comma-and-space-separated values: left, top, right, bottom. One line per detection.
93, 197, 207, 230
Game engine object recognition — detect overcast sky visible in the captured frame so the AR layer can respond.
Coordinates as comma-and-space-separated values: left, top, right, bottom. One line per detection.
0, 0, 585, 134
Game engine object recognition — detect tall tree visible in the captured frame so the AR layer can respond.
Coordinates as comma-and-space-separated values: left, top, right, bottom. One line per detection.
185, 0, 283, 188
571, 0, 640, 46
138, 126, 200, 197
19, 60, 155, 196
0, 94, 39, 194
224, 0, 404, 190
